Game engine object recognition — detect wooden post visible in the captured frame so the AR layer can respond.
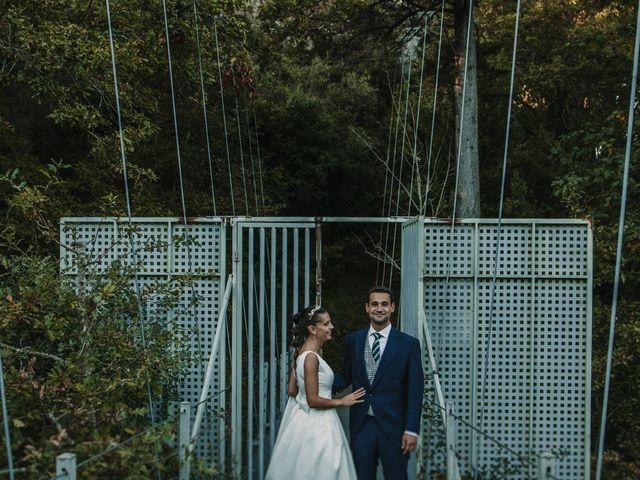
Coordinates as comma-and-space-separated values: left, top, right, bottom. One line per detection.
453, 0, 481, 218
56, 453, 76, 480
179, 401, 191, 480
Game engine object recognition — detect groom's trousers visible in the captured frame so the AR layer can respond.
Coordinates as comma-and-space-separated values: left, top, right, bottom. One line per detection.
352, 416, 408, 480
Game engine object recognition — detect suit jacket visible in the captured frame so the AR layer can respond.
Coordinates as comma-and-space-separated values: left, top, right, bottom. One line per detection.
333, 325, 424, 444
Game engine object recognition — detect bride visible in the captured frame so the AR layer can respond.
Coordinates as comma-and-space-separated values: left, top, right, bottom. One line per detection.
265, 305, 365, 479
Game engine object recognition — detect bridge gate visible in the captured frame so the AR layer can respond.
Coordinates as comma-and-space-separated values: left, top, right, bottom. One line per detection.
229, 218, 319, 479
60, 217, 591, 479
406, 219, 592, 480
60, 217, 228, 467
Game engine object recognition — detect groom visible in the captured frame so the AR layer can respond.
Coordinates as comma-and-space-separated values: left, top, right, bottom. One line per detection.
334, 286, 424, 479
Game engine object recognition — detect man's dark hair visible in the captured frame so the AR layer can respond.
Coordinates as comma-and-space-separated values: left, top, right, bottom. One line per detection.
366, 286, 395, 304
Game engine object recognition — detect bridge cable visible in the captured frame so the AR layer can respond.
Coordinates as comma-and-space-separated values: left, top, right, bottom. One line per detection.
375, 71, 397, 284
381, 64, 405, 284
415, 10, 445, 470
473, 1, 522, 478
595, 1, 640, 478
234, 96, 250, 215
47, 415, 177, 480
376, 72, 400, 285
162, 0, 202, 365
422, 0, 446, 216
192, 0, 217, 216
253, 108, 267, 213
162, 0, 211, 465
389, 52, 414, 289
246, 105, 260, 215
408, 16, 429, 215
161, 0, 188, 223
0, 332, 14, 480
105, 2, 161, 478
214, 18, 236, 215
437, 1, 474, 474
427, 398, 536, 469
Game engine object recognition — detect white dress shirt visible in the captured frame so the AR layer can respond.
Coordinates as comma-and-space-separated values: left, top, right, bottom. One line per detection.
367, 323, 391, 357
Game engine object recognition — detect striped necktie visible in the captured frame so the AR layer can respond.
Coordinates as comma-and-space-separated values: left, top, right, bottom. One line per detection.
371, 332, 382, 362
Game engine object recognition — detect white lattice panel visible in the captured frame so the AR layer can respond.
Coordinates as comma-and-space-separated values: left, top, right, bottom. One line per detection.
60, 220, 120, 273
533, 280, 589, 479
425, 278, 474, 471
401, 218, 423, 338
425, 225, 474, 276
172, 224, 224, 275
536, 226, 589, 277
420, 220, 590, 480
479, 225, 532, 276
60, 218, 226, 467
121, 222, 171, 275
476, 279, 533, 475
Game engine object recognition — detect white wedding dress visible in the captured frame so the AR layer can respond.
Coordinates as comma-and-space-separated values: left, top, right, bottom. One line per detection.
265, 350, 357, 479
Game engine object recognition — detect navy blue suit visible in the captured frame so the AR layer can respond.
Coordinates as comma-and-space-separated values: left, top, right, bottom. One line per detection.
334, 326, 424, 479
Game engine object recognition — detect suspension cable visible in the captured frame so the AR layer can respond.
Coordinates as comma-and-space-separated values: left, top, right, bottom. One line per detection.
596, 1, 640, 478
105, 2, 160, 478
426, 398, 535, 468
408, 16, 429, 214
0, 342, 14, 480
213, 19, 235, 215
474, 2, 522, 477
389, 52, 413, 289
382, 62, 406, 284
377, 68, 400, 284
253, 108, 267, 213
192, 0, 217, 216
47, 416, 177, 480
246, 105, 260, 215
422, 0, 446, 216
105, 0, 154, 424
235, 97, 250, 215
161, 0, 188, 223
161, 4, 204, 452
435, 1, 473, 474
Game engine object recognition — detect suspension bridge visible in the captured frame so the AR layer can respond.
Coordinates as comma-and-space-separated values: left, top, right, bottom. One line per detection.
1, 0, 638, 479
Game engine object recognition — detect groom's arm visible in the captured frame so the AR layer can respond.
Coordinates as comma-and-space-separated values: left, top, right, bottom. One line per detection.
404, 337, 424, 435
332, 335, 352, 394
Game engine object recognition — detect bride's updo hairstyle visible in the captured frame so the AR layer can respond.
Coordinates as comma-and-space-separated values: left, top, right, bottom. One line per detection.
291, 305, 327, 351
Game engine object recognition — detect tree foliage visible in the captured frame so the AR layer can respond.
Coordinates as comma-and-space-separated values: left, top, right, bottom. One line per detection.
0, 167, 196, 477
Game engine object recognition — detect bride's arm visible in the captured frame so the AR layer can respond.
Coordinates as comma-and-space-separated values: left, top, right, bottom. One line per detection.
287, 359, 298, 396
303, 354, 365, 409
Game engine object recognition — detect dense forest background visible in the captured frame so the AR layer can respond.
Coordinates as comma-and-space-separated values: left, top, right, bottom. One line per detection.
1, 0, 640, 478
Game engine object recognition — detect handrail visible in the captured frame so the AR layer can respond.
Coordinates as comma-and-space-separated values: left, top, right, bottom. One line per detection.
419, 308, 446, 426
420, 308, 461, 480
189, 274, 233, 448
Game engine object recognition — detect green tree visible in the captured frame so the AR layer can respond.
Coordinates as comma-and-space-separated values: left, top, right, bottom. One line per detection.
477, 0, 640, 474
0, 168, 194, 478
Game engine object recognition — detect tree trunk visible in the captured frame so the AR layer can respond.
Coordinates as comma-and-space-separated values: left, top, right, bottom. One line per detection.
453, 0, 481, 218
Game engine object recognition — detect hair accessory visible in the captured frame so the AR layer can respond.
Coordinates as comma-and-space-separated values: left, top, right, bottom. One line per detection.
308, 305, 322, 319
